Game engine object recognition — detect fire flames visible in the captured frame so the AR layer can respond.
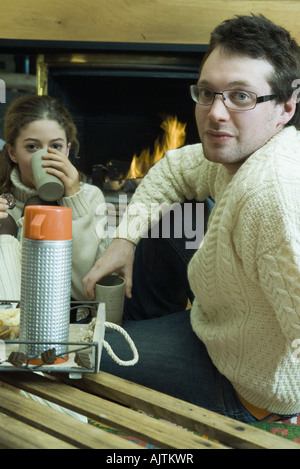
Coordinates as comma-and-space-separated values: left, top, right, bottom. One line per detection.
125, 115, 186, 179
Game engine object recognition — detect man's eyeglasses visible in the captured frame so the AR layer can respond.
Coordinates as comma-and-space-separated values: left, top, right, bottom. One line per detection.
190, 85, 277, 111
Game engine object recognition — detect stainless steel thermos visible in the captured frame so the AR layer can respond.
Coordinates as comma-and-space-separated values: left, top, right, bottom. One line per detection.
19, 205, 72, 364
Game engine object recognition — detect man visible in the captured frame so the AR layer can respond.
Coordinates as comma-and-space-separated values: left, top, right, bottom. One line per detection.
83, 14, 300, 423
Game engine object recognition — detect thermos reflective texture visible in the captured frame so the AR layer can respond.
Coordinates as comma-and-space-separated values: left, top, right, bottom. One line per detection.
19, 206, 72, 363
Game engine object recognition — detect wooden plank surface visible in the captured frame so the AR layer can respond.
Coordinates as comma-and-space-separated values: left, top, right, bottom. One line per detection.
0, 383, 140, 449
0, 412, 77, 449
57, 371, 300, 450
1, 371, 299, 449
0, 372, 227, 449
0, 0, 300, 45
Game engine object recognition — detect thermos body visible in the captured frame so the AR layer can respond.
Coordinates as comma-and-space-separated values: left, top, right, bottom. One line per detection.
19, 238, 72, 358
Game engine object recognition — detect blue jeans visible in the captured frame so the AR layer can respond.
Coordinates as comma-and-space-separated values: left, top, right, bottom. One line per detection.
100, 200, 289, 423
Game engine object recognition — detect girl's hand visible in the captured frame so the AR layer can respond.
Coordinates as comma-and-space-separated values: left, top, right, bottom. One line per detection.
0, 197, 9, 220
42, 148, 80, 197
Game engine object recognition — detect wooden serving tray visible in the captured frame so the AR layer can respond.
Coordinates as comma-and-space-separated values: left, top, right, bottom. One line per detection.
0, 302, 106, 379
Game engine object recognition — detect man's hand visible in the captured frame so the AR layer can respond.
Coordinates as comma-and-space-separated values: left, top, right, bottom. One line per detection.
82, 238, 135, 300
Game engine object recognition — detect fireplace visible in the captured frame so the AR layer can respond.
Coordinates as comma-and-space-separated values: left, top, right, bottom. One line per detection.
37, 47, 205, 184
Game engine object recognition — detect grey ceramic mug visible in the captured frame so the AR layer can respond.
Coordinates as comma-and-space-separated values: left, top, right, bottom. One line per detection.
31, 149, 64, 201
95, 274, 125, 325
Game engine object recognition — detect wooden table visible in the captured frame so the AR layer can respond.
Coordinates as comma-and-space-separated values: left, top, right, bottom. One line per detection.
0, 371, 299, 450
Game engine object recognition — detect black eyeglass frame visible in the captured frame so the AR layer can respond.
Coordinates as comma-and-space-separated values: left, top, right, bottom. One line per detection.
190, 85, 277, 111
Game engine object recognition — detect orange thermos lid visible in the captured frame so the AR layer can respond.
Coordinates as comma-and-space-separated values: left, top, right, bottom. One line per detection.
23, 205, 72, 241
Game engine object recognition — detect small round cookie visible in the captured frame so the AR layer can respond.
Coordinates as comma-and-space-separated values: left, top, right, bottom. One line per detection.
1, 193, 16, 209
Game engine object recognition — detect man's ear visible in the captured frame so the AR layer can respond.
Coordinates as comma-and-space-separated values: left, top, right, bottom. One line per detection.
6, 144, 18, 164
278, 96, 297, 126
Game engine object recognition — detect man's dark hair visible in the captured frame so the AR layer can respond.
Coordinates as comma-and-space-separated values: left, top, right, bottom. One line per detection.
201, 14, 300, 128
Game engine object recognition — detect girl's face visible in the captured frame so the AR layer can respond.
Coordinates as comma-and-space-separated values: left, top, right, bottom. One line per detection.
7, 119, 70, 188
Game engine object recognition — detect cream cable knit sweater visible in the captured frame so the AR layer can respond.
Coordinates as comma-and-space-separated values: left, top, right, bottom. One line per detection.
0, 168, 109, 300
117, 126, 300, 415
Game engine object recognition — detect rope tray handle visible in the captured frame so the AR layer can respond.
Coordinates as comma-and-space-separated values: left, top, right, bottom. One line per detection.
103, 321, 139, 366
